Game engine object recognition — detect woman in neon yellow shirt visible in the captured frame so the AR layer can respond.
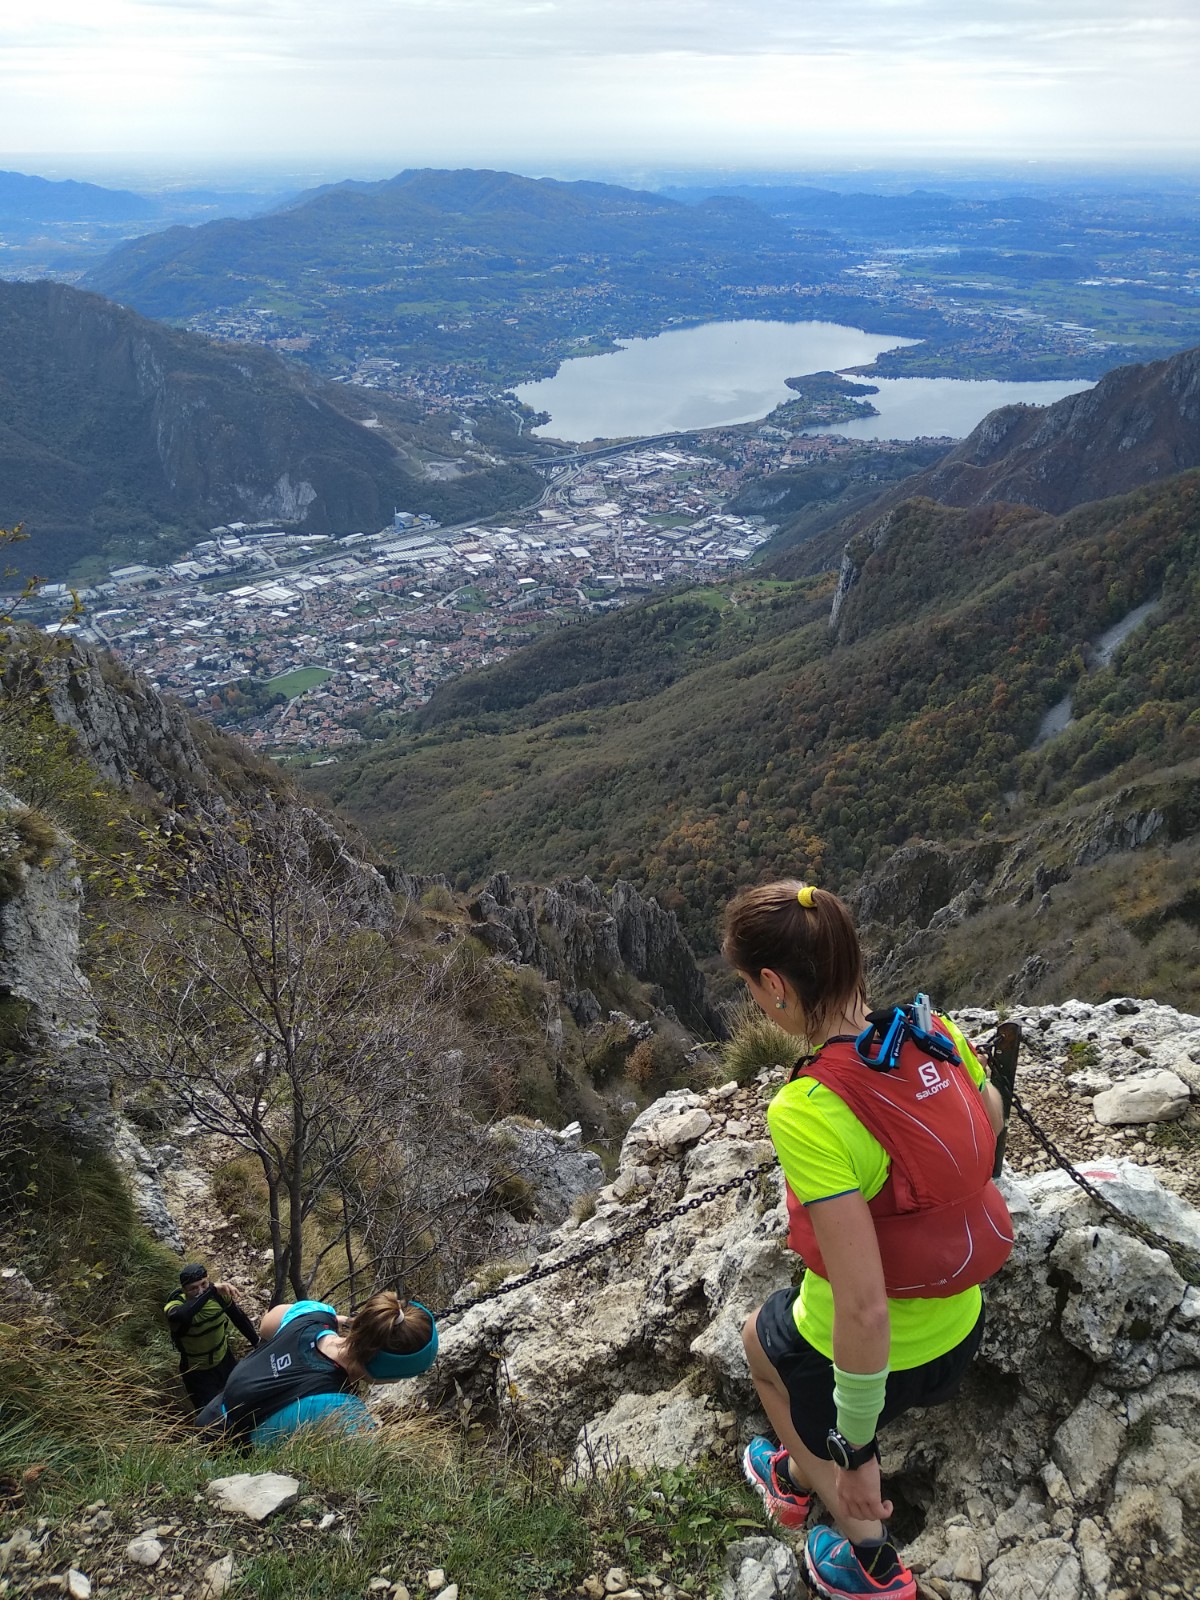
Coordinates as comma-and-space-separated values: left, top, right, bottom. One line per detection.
723, 881, 1007, 1600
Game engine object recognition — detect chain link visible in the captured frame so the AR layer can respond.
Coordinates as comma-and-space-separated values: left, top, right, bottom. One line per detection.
1007, 1087, 1200, 1285
433, 1158, 777, 1321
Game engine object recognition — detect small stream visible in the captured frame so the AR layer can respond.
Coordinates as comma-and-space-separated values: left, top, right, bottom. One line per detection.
1032, 598, 1161, 749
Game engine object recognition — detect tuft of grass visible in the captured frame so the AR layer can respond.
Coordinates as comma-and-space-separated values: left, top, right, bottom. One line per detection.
3, 1143, 181, 1351
469, 1257, 533, 1297
490, 1170, 539, 1222
720, 999, 796, 1085
209, 1154, 273, 1251
0, 805, 63, 900
420, 882, 458, 915
1065, 1040, 1102, 1069
583, 1021, 635, 1085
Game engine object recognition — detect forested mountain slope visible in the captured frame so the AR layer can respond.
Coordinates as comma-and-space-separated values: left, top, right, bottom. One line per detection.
0, 280, 539, 578
310, 470, 1200, 1001
86, 167, 804, 319
81, 167, 852, 384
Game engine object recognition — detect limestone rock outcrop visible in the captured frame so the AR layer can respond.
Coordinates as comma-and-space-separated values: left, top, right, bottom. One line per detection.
20, 637, 210, 802
0, 785, 183, 1246
0, 785, 109, 1141
469, 871, 718, 1032
487, 1116, 604, 1227
392, 1032, 1200, 1596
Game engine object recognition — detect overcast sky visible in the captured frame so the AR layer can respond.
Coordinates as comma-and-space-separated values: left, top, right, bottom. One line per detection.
4, 1, 1199, 177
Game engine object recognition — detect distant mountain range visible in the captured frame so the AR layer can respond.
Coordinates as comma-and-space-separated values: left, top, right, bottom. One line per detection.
0, 169, 158, 224
660, 183, 1072, 249
0, 168, 294, 282
0, 279, 539, 579
85, 167, 811, 318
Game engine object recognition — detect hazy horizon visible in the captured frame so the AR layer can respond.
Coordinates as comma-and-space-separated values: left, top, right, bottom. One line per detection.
6, 154, 1200, 205
4, 3, 1199, 177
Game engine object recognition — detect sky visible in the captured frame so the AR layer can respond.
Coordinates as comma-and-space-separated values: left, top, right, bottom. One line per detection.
3, 1, 1199, 178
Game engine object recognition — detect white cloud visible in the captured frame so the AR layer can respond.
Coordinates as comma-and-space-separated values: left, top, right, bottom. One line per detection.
1, 1, 1198, 163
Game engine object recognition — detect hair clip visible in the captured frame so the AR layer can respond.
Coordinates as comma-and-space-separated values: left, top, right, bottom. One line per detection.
797, 885, 817, 908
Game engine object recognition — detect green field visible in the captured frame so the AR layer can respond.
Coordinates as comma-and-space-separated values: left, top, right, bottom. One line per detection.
266, 667, 334, 697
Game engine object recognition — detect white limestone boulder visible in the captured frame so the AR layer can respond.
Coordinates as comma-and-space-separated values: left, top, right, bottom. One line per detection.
720, 1536, 802, 1600
574, 1380, 733, 1474
206, 1472, 299, 1522
1051, 1389, 1126, 1500
980, 1538, 1081, 1600
1092, 1068, 1190, 1125
1051, 1224, 1185, 1366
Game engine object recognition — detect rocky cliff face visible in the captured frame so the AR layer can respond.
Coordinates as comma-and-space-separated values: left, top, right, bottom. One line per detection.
0, 785, 182, 1249
10, 632, 212, 802
469, 870, 719, 1033
0, 786, 108, 1140
0, 279, 538, 577
394, 1000, 1200, 1598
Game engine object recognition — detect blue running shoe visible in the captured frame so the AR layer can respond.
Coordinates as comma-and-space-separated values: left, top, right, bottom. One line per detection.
742, 1435, 812, 1530
804, 1525, 915, 1600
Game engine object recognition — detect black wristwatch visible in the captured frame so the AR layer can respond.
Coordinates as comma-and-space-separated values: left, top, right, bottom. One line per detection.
826, 1429, 879, 1471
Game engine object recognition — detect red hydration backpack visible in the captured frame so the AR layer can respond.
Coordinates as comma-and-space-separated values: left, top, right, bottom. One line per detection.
784, 1016, 1014, 1298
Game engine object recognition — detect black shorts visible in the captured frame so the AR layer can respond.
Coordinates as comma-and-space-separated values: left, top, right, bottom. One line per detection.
181, 1349, 237, 1413
755, 1287, 985, 1457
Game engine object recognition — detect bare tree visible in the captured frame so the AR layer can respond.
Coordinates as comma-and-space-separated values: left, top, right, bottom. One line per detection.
95, 798, 505, 1304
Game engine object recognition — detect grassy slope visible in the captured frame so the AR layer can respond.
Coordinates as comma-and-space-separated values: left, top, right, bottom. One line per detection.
309, 474, 1200, 975
0, 1141, 761, 1600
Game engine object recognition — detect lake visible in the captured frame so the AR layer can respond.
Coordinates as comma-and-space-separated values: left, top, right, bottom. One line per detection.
806, 374, 1094, 442
516, 319, 1092, 443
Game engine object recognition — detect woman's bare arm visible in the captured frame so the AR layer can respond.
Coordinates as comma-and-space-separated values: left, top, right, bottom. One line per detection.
257, 1304, 288, 1343
809, 1190, 891, 1375
807, 1189, 892, 1525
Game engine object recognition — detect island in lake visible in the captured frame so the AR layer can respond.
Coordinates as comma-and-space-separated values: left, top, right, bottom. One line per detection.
755, 370, 881, 435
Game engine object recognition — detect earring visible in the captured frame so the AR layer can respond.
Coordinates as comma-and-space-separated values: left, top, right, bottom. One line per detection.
775, 1000, 786, 1011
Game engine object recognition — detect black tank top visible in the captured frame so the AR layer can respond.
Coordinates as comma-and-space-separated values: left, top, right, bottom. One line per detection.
218, 1310, 353, 1438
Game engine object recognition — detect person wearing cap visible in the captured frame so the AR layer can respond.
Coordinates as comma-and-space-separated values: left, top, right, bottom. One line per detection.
194, 1290, 437, 1447
164, 1264, 260, 1412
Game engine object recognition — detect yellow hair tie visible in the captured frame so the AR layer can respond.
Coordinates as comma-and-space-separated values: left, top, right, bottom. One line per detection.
798, 885, 817, 908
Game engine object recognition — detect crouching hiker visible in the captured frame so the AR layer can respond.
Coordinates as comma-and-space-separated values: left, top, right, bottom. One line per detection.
196, 1291, 436, 1448
165, 1263, 260, 1413
722, 882, 1012, 1600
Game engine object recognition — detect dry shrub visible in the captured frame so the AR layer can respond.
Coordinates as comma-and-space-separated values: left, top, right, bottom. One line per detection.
720, 998, 795, 1084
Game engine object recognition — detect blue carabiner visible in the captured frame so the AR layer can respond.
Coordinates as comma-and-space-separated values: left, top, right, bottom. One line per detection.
855, 1007, 908, 1072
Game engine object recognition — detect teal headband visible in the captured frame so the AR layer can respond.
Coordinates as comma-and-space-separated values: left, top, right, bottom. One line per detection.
364, 1302, 438, 1381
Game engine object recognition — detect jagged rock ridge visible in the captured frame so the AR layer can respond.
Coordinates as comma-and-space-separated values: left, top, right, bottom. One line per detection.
468, 870, 719, 1033
858, 343, 1200, 525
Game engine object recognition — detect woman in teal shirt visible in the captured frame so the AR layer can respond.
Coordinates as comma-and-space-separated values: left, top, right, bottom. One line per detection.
197, 1290, 436, 1447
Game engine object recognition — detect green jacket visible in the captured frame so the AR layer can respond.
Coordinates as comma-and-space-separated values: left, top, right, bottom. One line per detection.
164, 1285, 258, 1371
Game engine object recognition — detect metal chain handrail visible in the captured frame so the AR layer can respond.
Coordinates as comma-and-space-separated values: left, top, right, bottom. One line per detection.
431, 1032, 1200, 1323
433, 1157, 777, 1321
1007, 1086, 1200, 1285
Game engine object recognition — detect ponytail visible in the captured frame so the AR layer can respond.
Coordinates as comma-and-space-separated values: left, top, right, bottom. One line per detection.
722, 880, 866, 1039
343, 1290, 433, 1371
